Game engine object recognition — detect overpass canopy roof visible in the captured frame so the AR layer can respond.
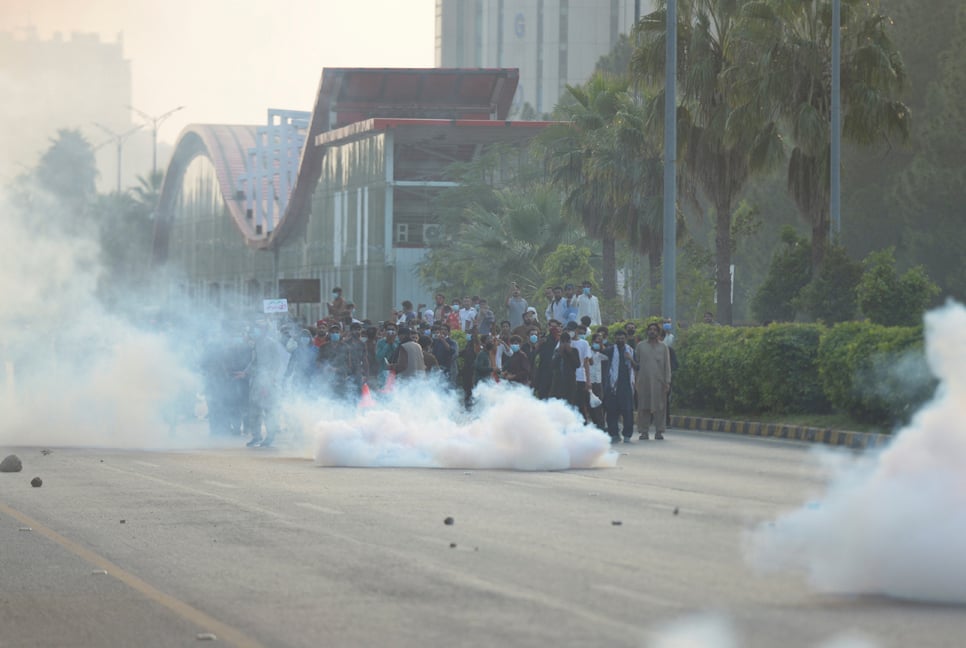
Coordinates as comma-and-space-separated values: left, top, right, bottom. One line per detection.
314, 68, 520, 132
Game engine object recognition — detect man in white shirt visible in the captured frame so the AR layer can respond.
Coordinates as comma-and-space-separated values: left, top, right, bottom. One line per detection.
575, 280, 602, 326
458, 297, 477, 332
545, 286, 568, 323
558, 321, 593, 422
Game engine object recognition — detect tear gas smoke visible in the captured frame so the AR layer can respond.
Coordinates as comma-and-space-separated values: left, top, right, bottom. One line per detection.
747, 301, 966, 604
647, 613, 879, 648
0, 186, 202, 448
313, 380, 618, 471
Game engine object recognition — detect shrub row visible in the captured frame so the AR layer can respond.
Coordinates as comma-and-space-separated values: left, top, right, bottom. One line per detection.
673, 321, 936, 427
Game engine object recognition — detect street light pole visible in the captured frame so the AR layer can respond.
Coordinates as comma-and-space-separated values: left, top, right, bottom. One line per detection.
93, 122, 143, 193
830, 0, 842, 242
662, 0, 677, 324
128, 105, 185, 176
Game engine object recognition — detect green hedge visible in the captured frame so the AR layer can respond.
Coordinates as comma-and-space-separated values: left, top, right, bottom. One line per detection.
817, 321, 934, 425
672, 321, 934, 426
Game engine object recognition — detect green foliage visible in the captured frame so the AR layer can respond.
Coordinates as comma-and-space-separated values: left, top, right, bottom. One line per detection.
540, 245, 596, 293
756, 324, 829, 413
856, 248, 940, 326
795, 245, 862, 323
751, 226, 812, 323
674, 325, 763, 413
418, 148, 581, 305
672, 319, 934, 425
90, 190, 156, 306
817, 321, 935, 426
35, 128, 98, 212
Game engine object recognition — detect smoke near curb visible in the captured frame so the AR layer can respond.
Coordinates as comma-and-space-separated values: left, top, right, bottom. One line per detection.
746, 301, 966, 604
313, 380, 618, 470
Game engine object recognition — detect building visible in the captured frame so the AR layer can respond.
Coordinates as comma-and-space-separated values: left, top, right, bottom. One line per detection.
0, 28, 154, 193
154, 67, 553, 323
435, 0, 654, 115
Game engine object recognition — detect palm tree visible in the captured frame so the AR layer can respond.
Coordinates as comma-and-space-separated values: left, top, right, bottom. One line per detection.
588, 96, 666, 312
540, 74, 630, 301
130, 169, 164, 215
631, 0, 783, 324
734, 0, 910, 268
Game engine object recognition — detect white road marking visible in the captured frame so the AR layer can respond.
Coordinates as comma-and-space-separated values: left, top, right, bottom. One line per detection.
202, 480, 237, 489
295, 502, 344, 515
132, 460, 160, 468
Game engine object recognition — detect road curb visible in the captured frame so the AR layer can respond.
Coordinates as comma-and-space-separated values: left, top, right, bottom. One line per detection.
670, 415, 891, 450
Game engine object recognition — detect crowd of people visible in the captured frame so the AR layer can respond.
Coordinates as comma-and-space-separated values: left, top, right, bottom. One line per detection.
200, 282, 679, 447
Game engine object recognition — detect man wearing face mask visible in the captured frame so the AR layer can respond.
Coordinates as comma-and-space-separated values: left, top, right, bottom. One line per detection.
431, 324, 459, 383
534, 320, 562, 399
634, 322, 672, 440
375, 324, 400, 388
394, 327, 425, 380
344, 322, 369, 398
576, 281, 602, 326
327, 287, 347, 319
603, 330, 637, 443
503, 335, 531, 385
317, 324, 349, 396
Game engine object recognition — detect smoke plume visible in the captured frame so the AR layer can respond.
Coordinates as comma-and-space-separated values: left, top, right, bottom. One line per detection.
746, 301, 966, 604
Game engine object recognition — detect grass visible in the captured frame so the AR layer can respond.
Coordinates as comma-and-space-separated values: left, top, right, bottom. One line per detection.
674, 408, 893, 435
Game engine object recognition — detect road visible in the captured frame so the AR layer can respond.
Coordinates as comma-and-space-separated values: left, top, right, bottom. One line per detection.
1, 429, 962, 648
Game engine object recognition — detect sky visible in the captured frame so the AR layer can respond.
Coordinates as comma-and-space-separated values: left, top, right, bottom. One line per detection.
0, 0, 436, 142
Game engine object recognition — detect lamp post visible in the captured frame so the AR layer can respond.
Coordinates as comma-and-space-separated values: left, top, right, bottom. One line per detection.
128, 105, 185, 176
662, 0, 677, 325
93, 122, 143, 193
830, 0, 841, 242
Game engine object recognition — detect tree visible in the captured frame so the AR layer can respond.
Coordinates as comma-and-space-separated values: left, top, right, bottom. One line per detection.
131, 170, 164, 215
419, 150, 581, 305
541, 74, 629, 301
631, 0, 783, 324
794, 244, 862, 323
856, 247, 939, 326
734, 0, 911, 268
751, 226, 812, 322
890, 4, 966, 301
35, 128, 98, 214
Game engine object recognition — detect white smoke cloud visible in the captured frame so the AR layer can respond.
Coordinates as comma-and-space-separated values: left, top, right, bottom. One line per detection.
313, 380, 618, 471
746, 301, 966, 604
0, 185, 203, 449
647, 613, 879, 648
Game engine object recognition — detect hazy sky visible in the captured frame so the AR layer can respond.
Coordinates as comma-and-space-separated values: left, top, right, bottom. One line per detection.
0, 0, 436, 141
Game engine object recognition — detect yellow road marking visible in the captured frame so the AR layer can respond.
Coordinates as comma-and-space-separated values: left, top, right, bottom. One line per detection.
0, 501, 264, 648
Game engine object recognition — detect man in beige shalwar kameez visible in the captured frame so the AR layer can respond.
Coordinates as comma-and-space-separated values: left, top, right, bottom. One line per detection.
634, 322, 672, 440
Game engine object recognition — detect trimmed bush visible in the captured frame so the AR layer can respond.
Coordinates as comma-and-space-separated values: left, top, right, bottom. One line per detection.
756, 323, 829, 414
818, 321, 935, 426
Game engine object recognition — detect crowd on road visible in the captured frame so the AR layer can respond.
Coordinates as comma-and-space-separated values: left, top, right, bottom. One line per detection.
201, 282, 681, 448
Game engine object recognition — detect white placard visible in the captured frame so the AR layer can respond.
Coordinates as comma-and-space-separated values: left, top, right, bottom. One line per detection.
262, 299, 288, 314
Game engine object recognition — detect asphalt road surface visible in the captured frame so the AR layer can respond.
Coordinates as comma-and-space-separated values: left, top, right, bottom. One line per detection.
1, 429, 963, 648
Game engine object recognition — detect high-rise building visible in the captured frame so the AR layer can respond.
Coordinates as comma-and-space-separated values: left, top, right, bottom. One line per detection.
435, 0, 654, 115
0, 28, 152, 193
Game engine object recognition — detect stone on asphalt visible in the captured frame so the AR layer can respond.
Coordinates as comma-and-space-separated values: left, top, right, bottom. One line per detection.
673, 507, 679, 516
444, 517, 454, 526
0, 454, 23, 472
30, 477, 42, 487
449, 542, 457, 548
611, 520, 622, 526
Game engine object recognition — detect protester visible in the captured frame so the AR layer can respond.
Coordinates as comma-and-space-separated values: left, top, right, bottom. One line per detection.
635, 322, 672, 440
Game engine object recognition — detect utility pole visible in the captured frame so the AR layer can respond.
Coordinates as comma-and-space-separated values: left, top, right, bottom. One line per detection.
662, 0, 677, 324
93, 122, 143, 193
128, 105, 185, 176
830, 0, 842, 242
